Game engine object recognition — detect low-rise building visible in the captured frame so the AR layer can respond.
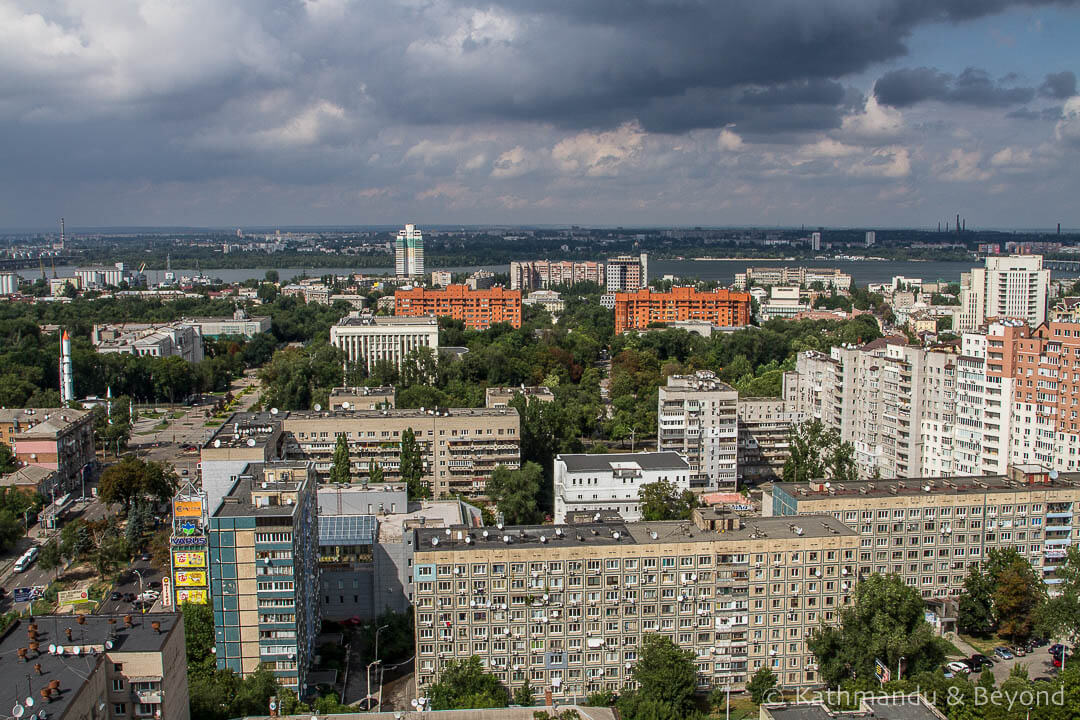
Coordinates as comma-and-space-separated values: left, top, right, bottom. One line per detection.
523, 289, 565, 315
0, 464, 58, 496
485, 386, 555, 408
0, 613, 189, 720
92, 322, 204, 362
0, 271, 18, 295
74, 263, 144, 289
209, 462, 320, 691
330, 313, 440, 372
413, 511, 859, 696
553, 451, 690, 522
183, 308, 271, 338
759, 286, 809, 321
328, 386, 395, 410
615, 287, 751, 334
10, 408, 94, 496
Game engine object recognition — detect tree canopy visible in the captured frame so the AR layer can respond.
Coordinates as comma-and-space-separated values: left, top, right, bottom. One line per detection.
617, 634, 703, 720
486, 462, 544, 525
427, 655, 509, 710
639, 479, 699, 521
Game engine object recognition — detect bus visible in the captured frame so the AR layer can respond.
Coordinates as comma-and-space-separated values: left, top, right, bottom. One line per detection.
14, 546, 39, 573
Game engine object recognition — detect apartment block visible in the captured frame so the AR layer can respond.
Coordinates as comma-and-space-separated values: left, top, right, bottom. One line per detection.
395, 285, 522, 330
330, 313, 440, 371
615, 287, 751, 334
553, 451, 691, 523
201, 413, 285, 515
605, 253, 649, 292
0, 613, 189, 720
657, 372, 739, 491
396, 223, 425, 279
9, 408, 94, 496
956, 254, 1049, 331
282, 407, 520, 498
412, 511, 859, 697
737, 398, 803, 484
733, 267, 852, 291
209, 462, 320, 691
764, 465, 1080, 595
510, 260, 605, 292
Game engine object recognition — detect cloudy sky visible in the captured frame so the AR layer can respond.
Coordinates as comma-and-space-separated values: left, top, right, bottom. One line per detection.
2, 0, 1079, 229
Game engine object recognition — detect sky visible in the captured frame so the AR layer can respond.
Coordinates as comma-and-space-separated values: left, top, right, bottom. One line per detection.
1, 0, 1079, 230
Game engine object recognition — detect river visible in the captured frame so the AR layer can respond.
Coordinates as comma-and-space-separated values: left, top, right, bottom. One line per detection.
18, 258, 1066, 286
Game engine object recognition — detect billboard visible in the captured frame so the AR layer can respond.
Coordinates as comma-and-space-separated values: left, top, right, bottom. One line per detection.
174, 570, 207, 587
176, 588, 208, 604
173, 499, 204, 518
57, 589, 90, 605
161, 577, 172, 608
172, 551, 207, 568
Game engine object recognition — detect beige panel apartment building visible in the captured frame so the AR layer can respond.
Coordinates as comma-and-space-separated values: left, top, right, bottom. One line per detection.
412, 510, 859, 698
283, 408, 520, 497
763, 465, 1080, 597
658, 372, 739, 491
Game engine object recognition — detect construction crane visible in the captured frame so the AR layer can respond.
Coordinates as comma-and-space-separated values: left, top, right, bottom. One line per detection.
138, 262, 147, 273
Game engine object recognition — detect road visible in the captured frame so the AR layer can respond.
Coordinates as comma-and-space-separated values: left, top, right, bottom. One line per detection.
96, 558, 164, 615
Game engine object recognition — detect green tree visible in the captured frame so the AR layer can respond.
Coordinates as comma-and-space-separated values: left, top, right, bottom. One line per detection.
264, 270, 279, 284
807, 573, 949, 687
329, 434, 350, 484
1038, 545, 1080, 647
512, 679, 534, 707
957, 567, 996, 636
485, 462, 544, 525
585, 691, 617, 707
368, 461, 384, 484
783, 419, 831, 483
98, 458, 178, 509
617, 634, 702, 720
639, 479, 699, 521
427, 655, 509, 710
183, 601, 217, 677
400, 427, 429, 500
746, 666, 779, 704
60, 520, 91, 561
993, 557, 1045, 642
0, 444, 15, 474
37, 540, 63, 579
92, 534, 129, 576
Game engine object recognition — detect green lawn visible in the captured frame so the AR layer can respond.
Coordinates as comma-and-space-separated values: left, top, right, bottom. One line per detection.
961, 633, 1005, 656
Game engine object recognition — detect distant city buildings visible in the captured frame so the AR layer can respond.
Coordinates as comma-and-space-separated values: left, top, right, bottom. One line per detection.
605, 253, 649, 292
0, 272, 18, 294
466, 269, 496, 290
430, 270, 452, 287
92, 322, 205, 362
733, 267, 851, 290
330, 313, 440, 371
657, 372, 739, 491
509, 260, 605, 291
74, 262, 145, 289
614, 287, 751, 333
182, 308, 271, 338
811, 232, 822, 251
865, 230, 876, 247
759, 286, 810, 321
522, 289, 564, 316
395, 285, 522, 329
956, 254, 1049, 331
395, 223, 425, 279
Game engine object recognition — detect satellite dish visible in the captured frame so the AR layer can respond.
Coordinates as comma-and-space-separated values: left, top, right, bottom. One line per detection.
246, 438, 256, 447
39, 712, 47, 720
270, 407, 279, 415
24, 699, 33, 708
56, 645, 65, 655
47, 644, 56, 655
341, 401, 350, 410
13, 706, 24, 718
104, 640, 114, 650
313, 404, 322, 412
72, 646, 81, 655
213, 439, 221, 448
411, 699, 419, 708
269, 702, 278, 711
1051, 470, 1060, 479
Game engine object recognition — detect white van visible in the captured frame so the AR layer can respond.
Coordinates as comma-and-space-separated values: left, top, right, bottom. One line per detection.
14, 546, 38, 573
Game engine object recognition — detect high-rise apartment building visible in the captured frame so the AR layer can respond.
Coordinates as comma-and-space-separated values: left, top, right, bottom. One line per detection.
395, 224, 424, 279
330, 313, 440, 371
209, 461, 320, 691
614, 287, 751, 333
412, 511, 859, 696
810, 233, 822, 252
395, 285, 522, 329
605, 253, 649, 292
553, 451, 691, 523
658, 372, 739, 490
764, 464, 1080, 595
865, 231, 875, 247
956, 255, 1049, 331
737, 398, 803, 484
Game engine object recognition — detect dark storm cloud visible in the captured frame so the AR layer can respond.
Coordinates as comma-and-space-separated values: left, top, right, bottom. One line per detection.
1040, 71, 1077, 99
1006, 105, 1064, 120
873, 67, 1035, 107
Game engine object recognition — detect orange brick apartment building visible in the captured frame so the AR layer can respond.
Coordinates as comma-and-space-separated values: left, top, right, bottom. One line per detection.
614, 287, 751, 333
395, 284, 522, 329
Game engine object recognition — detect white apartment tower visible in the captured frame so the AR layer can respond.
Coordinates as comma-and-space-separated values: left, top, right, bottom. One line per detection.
956, 255, 1049, 331
657, 371, 738, 490
865, 231, 875, 247
395, 223, 425, 279
810, 232, 822, 251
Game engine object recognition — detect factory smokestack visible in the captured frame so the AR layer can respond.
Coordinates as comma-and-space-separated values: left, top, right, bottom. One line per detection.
956, 214, 961, 234
1059, 223, 1062, 235
60, 330, 74, 404
962, 219, 966, 232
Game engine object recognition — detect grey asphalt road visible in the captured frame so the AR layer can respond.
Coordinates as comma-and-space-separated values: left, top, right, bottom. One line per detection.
96, 560, 164, 615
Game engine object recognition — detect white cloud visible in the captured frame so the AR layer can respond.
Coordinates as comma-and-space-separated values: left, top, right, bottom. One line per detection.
492, 145, 540, 178
799, 138, 860, 160
848, 147, 911, 178
717, 128, 744, 151
1056, 96, 1080, 147
841, 96, 904, 141
552, 122, 645, 176
936, 149, 992, 182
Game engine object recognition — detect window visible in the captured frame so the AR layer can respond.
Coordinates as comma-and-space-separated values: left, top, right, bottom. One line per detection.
112, 679, 125, 691
114, 704, 127, 715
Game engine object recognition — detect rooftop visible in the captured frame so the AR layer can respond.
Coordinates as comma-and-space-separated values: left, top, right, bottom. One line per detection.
0, 614, 180, 720
0, 465, 54, 487
204, 412, 281, 450
285, 407, 518, 420
379, 500, 475, 543
212, 462, 310, 518
773, 469, 1080, 501
329, 386, 395, 397
10, 409, 90, 438
763, 697, 942, 720
662, 371, 737, 394
334, 314, 438, 328
557, 451, 689, 473
415, 514, 855, 551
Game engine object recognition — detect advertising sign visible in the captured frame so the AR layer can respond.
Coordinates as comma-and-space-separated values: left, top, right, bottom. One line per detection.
170, 536, 207, 547
161, 577, 172, 608
176, 519, 202, 536
176, 588, 208, 604
175, 570, 207, 587
57, 589, 90, 605
173, 500, 203, 518
172, 551, 207, 568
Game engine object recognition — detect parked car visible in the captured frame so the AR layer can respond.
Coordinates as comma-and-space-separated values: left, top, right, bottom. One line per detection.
947, 661, 972, 675
968, 654, 993, 670
148, 580, 162, 590
122, 592, 136, 603
109, 591, 122, 601
140, 552, 152, 562
994, 647, 1014, 660
1013, 646, 1027, 657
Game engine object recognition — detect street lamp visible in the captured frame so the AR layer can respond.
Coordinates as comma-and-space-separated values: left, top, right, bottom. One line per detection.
374, 624, 390, 711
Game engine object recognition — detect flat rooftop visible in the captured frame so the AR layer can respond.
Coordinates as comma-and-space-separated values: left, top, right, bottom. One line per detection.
765, 698, 941, 720
773, 472, 1080, 501
204, 412, 281, 449
285, 407, 517, 420
415, 514, 855, 551
0, 614, 179, 720
334, 314, 438, 327
558, 451, 689, 473
380, 500, 472, 543
329, 386, 395, 397
213, 464, 309, 518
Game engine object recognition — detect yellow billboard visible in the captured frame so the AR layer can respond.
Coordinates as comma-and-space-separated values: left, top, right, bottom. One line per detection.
172, 551, 207, 568
174, 570, 207, 587
173, 500, 203, 518
176, 588, 208, 604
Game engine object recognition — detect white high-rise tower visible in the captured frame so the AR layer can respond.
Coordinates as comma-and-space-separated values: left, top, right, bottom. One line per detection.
395, 224, 424, 280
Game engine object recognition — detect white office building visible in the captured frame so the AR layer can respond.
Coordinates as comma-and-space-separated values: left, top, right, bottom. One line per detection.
657, 371, 739, 490
0, 272, 17, 295
956, 255, 1050, 331
553, 451, 690, 523
330, 313, 439, 371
